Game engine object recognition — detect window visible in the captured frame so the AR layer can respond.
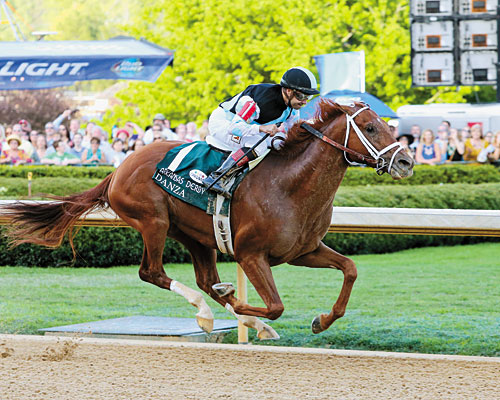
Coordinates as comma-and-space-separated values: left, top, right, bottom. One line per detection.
426, 35, 441, 48
472, 69, 488, 81
426, 1, 440, 13
472, 34, 487, 47
472, 0, 487, 12
427, 70, 442, 82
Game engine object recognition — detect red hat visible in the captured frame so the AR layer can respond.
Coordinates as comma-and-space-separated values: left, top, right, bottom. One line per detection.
115, 129, 130, 138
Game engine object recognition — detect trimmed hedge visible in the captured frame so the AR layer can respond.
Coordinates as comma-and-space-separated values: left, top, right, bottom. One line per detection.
0, 226, 190, 268
2, 163, 500, 186
1, 183, 498, 267
344, 163, 500, 186
0, 165, 115, 179
0, 177, 103, 198
335, 183, 500, 209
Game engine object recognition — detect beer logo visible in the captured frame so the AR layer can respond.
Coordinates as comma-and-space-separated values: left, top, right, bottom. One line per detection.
189, 169, 207, 184
111, 58, 144, 77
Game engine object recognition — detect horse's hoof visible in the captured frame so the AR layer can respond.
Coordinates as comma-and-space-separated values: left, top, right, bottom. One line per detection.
212, 282, 235, 297
257, 325, 280, 341
196, 315, 214, 334
311, 315, 324, 334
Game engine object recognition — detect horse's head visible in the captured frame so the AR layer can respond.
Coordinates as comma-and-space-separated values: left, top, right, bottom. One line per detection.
314, 100, 414, 179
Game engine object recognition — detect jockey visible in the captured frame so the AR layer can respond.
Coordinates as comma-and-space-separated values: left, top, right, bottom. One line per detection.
203, 66, 319, 197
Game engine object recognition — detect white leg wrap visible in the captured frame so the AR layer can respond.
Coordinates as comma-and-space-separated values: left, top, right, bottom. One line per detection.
225, 303, 278, 339
171, 280, 214, 321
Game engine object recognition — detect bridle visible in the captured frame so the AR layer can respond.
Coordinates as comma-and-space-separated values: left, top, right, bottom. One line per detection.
301, 105, 404, 175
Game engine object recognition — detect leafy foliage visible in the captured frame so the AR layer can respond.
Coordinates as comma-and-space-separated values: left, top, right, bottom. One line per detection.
1, 0, 139, 42
100, 0, 495, 130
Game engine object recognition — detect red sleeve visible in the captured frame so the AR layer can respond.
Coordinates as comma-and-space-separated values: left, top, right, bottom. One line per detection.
237, 101, 257, 122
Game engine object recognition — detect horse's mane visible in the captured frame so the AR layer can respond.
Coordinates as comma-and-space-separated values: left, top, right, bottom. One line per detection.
279, 99, 347, 158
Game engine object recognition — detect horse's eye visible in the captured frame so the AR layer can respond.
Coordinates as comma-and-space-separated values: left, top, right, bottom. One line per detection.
366, 124, 375, 134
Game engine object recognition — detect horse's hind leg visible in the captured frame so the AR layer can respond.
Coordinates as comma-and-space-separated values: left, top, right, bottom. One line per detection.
169, 229, 279, 340
120, 214, 214, 333
289, 242, 357, 334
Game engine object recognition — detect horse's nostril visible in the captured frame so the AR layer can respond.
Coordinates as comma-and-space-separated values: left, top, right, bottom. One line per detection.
397, 157, 414, 169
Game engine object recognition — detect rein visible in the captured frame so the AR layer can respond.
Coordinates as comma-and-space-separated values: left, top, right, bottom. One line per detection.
301, 105, 404, 175
301, 122, 378, 168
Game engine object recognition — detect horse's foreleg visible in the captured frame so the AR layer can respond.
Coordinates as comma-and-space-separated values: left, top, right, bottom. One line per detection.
227, 256, 285, 320
289, 242, 357, 334
169, 230, 278, 340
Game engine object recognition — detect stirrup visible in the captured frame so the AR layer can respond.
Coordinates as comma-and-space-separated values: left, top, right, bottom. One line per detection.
209, 183, 232, 199
202, 174, 232, 199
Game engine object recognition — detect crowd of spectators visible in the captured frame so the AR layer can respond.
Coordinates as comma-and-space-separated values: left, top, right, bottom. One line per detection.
0, 110, 210, 167
390, 120, 500, 165
2, 110, 500, 168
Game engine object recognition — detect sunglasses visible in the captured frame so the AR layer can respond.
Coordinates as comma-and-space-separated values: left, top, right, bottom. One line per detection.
293, 90, 313, 101
154, 136, 163, 140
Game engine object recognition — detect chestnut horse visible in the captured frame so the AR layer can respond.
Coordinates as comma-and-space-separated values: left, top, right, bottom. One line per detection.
3, 101, 414, 339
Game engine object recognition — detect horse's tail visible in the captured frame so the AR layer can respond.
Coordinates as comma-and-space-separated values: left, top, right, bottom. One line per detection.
2, 173, 114, 251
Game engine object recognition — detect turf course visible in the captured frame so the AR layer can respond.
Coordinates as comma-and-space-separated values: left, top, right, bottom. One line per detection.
0, 243, 498, 356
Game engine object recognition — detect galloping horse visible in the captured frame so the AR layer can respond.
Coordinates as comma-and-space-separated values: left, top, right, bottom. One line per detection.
3, 101, 414, 339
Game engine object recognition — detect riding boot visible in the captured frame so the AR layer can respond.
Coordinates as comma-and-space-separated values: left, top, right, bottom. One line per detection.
203, 147, 258, 198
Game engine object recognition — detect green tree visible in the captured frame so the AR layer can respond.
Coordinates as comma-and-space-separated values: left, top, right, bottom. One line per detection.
1, 0, 139, 41
102, 0, 494, 129
1, 0, 496, 129
104, 0, 359, 127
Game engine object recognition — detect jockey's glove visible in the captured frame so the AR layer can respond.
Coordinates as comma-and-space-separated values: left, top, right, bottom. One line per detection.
271, 135, 286, 151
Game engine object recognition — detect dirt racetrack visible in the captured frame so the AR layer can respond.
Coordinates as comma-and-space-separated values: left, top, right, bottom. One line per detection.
0, 334, 499, 400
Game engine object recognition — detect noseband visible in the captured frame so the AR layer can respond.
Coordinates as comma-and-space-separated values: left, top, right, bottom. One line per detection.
301, 105, 404, 175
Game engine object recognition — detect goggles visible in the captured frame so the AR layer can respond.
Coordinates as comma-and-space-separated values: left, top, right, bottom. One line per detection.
293, 90, 313, 101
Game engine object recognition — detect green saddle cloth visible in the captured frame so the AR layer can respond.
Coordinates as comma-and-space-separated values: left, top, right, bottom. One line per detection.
152, 141, 247, 212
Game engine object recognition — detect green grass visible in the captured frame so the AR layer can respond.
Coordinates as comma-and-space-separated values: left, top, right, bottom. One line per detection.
1, 243, 499, 356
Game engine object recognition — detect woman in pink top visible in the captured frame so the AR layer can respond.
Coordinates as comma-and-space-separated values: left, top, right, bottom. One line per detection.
0, 135, 30, 165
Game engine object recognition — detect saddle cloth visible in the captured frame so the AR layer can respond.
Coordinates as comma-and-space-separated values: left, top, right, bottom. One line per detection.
152, 141, 248, 213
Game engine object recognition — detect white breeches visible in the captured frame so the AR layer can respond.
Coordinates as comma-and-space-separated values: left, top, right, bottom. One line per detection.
208, 107, 271, 156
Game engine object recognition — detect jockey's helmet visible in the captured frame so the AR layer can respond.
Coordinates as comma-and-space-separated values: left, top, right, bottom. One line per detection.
280, 67, 320, 95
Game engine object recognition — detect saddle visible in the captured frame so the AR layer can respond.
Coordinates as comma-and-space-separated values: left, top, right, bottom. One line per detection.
152, 139, 269, 256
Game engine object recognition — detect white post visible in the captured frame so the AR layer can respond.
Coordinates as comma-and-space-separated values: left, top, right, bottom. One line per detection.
236, 264, 248, 344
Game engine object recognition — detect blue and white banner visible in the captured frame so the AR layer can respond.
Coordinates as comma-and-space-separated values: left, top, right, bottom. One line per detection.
0, 36, 174, 90
313, 51, 365, 95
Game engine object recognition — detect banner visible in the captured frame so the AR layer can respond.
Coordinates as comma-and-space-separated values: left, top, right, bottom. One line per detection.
313, 51, 365, 95
0, 37, 174, 90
